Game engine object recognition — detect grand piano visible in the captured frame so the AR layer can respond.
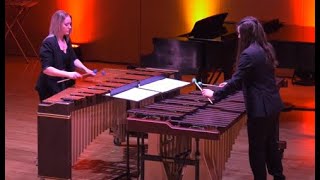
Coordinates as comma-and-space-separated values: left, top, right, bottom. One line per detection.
141, 12, 238, 84
140, 12, 314, 86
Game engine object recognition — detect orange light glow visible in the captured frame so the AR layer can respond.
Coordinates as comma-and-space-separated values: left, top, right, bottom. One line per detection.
182, 0, 220, 32
289, 0, 315, 27
57, 0, 97, 43
304, 1, 315, 27
300, 111, 315, 136
300, 100, 315, 136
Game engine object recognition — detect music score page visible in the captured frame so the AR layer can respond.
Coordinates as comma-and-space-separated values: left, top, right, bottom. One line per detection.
105, 78, 190, 102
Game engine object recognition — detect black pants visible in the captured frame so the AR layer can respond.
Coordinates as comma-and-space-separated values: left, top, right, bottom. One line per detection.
247, 113, 285, 180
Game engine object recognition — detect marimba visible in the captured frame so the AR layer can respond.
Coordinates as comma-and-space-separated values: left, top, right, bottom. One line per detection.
125, 77, 287, 180
37, 67, 178, 179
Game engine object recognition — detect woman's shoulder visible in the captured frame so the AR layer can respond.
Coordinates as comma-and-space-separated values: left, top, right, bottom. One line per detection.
243, 43, 263, 55
42, 34, 56, 44
40, 34, 58, 52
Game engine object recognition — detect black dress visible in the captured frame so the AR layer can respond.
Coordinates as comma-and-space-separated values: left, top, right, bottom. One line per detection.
35, 35, 77, 101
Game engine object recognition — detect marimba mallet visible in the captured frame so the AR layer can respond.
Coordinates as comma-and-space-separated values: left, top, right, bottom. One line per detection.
192, 78, 213, 104
198, 82, 219, 87
57, 69, 98, 84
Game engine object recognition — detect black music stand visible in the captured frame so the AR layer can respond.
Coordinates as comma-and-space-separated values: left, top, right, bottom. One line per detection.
5, 0, 39, 63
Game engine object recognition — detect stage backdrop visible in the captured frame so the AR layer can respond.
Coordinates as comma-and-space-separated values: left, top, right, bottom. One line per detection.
5, 0, 315, 65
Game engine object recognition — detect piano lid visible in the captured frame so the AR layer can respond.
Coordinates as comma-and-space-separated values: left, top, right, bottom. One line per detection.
187, 12, 229, 39
141, 12, 236, 78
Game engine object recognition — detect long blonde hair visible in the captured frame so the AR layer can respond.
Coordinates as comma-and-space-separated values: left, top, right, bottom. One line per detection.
48, 10, 72, 40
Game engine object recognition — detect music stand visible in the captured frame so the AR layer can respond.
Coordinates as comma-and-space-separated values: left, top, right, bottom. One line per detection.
5, 0, 39, 63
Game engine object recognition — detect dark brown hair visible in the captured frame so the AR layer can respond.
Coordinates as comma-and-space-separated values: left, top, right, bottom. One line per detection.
236, 16, 278, 68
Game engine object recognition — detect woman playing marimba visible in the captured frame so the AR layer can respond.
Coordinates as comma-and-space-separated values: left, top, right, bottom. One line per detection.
35, 10, 96, 101
202, 16, 285, 180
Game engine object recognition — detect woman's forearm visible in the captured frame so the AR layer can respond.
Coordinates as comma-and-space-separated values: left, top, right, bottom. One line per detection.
74, 59, 89, 72
43, 67, 70, 78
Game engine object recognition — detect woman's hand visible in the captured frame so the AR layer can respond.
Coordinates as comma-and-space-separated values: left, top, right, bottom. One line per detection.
201, 88, 214, 98
84, 68, 97, 76
67, 72, 82, 79
73, 59, 97, 76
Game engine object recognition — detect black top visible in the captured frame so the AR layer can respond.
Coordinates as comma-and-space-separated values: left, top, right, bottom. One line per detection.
213, 43, 284, 118
35, 35, 77, 101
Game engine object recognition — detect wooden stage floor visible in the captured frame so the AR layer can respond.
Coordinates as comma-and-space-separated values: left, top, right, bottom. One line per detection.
5, 56, 315, 180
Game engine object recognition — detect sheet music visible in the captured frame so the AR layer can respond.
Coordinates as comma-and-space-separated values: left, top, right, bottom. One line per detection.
105, 78, 190, 101
139, 78, 190, 93
105, 87, 159, 102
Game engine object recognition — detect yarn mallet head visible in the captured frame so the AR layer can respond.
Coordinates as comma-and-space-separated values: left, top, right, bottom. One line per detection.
191, 77, 213, 104
192, 78, 204, 86
191, 78, 203, 90
101, 70, 106, 76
